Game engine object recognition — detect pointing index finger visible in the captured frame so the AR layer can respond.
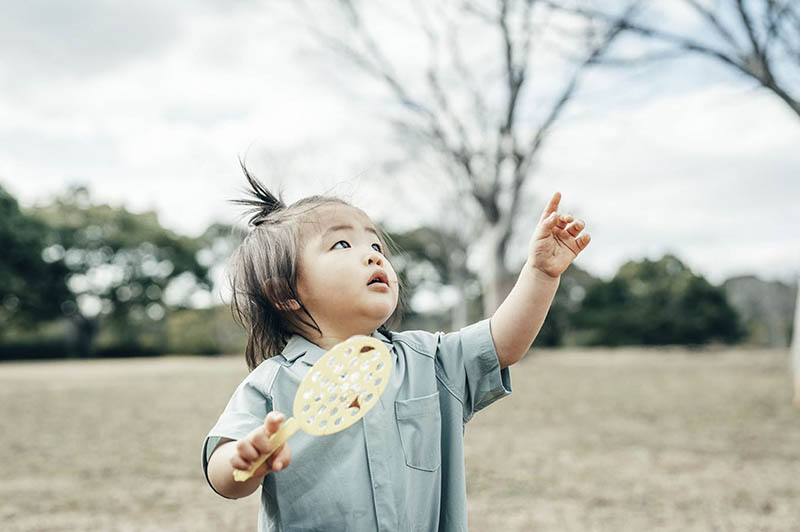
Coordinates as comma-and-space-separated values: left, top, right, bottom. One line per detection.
539, 192, 561, 222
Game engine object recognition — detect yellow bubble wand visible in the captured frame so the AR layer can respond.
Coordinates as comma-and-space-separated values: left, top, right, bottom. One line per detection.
233, 336, 392, 482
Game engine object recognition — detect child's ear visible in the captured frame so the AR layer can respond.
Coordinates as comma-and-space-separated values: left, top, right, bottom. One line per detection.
275, 298, 301, 312
263, 279, 301, 312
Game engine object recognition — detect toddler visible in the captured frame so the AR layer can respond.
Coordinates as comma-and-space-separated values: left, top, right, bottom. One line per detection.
202, 170, 590, 531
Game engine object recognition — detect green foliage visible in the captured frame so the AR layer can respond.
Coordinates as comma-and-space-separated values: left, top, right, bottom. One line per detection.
0, 318, 73, 360
0, 179, 749, 357
26, 185, 213, 356
388, 225, 482, 330
722, 276, 797, 347
575, 255, 743, 346
536, 263, 601, 346
0, 184, 72, 331
165, 306, 246, 355
0, 184, 251, 359
387, 227, 743, 349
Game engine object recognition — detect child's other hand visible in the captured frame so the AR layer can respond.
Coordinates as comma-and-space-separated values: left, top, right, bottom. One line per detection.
231, 411, 293, 478
529, 192, 591, 278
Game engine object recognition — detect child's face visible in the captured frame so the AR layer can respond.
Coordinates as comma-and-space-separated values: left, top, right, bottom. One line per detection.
296, 204, 399, 338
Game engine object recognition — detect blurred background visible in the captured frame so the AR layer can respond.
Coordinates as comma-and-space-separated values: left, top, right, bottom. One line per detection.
2, 0, 798, 359
1, 1, 799, 531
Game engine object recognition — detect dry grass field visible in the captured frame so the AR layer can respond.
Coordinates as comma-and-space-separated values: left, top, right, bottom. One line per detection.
1, 347, 798, 531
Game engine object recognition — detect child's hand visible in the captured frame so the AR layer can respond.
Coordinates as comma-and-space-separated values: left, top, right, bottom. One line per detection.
529, 192, 590, 278
231, 411, 293, 478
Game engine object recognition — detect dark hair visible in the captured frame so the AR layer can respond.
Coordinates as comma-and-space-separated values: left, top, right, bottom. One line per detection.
229, 162, 402, 370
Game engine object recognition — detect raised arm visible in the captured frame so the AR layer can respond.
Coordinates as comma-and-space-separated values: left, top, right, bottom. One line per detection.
489, 192, 591, 368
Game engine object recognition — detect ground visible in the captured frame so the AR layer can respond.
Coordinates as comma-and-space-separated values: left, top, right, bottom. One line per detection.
1, 347, 798, 531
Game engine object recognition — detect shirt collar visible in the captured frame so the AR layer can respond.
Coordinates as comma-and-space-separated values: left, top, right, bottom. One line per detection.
281, 329, 393, 367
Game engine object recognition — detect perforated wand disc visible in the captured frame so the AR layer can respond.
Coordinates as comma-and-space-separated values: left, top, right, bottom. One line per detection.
233, 336, 391, 481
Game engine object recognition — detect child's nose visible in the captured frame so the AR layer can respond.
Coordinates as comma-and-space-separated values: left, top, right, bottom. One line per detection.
366, 252, 383, 266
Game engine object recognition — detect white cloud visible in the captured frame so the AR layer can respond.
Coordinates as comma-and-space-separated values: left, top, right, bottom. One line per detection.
0, 1, 797, 288
535, 84, 800, 283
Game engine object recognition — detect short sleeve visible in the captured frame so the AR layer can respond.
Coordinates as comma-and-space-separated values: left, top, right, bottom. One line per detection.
201, 368, 276, 497
433, 318, 511, 423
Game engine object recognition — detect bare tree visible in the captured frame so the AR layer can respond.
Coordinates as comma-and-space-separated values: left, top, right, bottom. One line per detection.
793, 277, 800, 408
291, 0, 632, 315
562, 0, 800, 118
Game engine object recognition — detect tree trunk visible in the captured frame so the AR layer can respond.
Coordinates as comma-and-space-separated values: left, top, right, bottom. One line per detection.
450, 292, 469, 331
449, 269, 469, 331
792, 276, 800, 408
480, 224, 516, 316
483, 270, 516, 317
69, 315, 97, 357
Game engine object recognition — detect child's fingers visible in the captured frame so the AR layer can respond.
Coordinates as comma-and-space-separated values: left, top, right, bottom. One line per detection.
538, 192, 561, 222
235, 438, 261, 463
230, 454, 252, 471
539, 212, 574, 240
538, 211, 559, 234
268, 442, 293, 472
556, 213, 574, 228
249, 411, 285, 455
565, 219, 585, 238
264, 411, 285, 435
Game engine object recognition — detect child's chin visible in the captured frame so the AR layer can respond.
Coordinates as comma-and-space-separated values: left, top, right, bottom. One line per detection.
363, 306, 396, 327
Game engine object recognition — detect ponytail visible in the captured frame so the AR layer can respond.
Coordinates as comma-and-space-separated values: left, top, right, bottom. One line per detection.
232, 158, 286, 227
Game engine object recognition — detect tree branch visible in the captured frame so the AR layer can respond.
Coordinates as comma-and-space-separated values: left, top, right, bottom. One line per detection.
330, 0, 496, 186
412, 0, 477, 175
518, 5, 630, 179
735, 0, 764, 58
684, 0, 742, 49
447, 10, 491, 134
559, 0, 800, 119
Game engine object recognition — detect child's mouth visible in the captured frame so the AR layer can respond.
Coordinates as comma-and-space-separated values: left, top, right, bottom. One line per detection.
367, 271, 389, 288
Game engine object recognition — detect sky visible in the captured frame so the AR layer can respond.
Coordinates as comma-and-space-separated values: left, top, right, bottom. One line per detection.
1, 0, 799, 289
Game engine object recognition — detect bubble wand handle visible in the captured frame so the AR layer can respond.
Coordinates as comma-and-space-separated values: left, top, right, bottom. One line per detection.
232, 417, 299, 482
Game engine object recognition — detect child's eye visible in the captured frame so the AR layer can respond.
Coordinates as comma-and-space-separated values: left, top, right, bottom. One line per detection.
332, 240, 351, 249
371, 243, 383, 253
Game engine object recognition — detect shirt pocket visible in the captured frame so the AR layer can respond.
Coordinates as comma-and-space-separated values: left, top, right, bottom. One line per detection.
394, 392, 441, 472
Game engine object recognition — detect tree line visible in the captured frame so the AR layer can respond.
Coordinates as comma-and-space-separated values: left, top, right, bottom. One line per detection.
1, 183, 754, 361
1, 184, 239, 359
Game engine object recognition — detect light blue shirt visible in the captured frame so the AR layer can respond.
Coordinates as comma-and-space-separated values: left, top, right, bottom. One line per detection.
203, 319, 512, 531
